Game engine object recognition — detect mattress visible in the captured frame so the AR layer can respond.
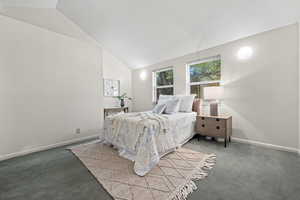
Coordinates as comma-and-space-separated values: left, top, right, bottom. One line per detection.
162, 112, 197, 148
162, 111, 197, 121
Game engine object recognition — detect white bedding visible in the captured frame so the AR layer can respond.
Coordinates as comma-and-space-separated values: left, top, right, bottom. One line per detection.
161, 112, 196, 145
101, 111, 196, 176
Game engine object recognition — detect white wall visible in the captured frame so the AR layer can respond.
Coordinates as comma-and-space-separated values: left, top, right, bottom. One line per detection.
0, 15, 103, 159
102, 49, 132, 108
132, 24, 299, 150
298, 21, 300, 154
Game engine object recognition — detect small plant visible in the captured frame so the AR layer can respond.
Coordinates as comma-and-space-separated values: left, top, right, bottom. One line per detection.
116, 93, 132, 101
115, 93, 132, 107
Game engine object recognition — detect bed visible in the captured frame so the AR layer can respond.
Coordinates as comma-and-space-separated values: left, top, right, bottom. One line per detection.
101, 97, 201, 176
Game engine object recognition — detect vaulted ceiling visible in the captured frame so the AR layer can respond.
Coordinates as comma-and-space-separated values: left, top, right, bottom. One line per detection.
0, 0, 58, 8
1, 0, 300, 68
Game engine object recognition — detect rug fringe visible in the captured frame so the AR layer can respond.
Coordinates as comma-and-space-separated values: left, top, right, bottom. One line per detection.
168, 154, 217, 200
192, 154, 217, 180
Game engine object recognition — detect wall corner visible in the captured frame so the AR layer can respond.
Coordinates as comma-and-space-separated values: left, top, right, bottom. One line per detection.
298, 21, 300, 155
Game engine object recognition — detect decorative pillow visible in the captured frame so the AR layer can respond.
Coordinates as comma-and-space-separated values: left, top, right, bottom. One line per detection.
152, 103, 167, 114
176, 95, 196, 112
157, 95, 173, 105
164, 98, 181, 114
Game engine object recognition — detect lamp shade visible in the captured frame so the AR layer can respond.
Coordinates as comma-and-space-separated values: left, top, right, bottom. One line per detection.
203, 86, 223, 100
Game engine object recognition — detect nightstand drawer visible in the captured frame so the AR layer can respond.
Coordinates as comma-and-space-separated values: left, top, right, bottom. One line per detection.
196, 122, 207, 132
198, 116, 225, 126
210, 127, 226, 137
197, 124, 226, 137
206, 118, 226, 128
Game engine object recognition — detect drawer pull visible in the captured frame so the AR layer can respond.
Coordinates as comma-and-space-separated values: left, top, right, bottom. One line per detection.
216, 118, 220, 121
216, 126, 220, 129
202, 124, 205, 128
201, 117, 205, 120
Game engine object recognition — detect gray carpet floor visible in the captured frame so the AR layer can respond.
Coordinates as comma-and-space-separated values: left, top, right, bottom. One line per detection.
0, 137, 300, 200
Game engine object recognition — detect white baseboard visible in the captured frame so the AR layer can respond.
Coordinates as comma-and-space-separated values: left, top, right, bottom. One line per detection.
0, 135, 99, 162
232, 137, 299, 154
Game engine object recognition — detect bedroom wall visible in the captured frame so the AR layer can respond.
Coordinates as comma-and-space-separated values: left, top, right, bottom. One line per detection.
298, 21, 300, 154
0, 14, 103, 160
132, 23, 299, 151
0, 7, 133, 109
102, 49, 132, 109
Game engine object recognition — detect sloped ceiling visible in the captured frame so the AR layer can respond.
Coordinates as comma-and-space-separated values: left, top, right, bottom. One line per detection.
0, 0, 58, 8
0, 7, 92, 42
57, 0, 300, 68
1, 0, 300, 68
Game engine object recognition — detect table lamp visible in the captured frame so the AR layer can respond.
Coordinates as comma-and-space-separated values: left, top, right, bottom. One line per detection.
203, 86, 223, 116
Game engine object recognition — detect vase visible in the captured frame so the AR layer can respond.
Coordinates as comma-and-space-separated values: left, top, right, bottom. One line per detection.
120, 99, 125, 107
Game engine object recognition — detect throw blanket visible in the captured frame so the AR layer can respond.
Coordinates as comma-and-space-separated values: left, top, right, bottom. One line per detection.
102, 112, 177, 176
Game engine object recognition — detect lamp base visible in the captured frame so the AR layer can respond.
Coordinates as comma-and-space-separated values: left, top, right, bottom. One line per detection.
210, 102, 218, 116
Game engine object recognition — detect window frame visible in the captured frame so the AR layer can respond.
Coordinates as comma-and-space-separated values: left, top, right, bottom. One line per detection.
186, 56, 221, 97
152, 67, 174, 102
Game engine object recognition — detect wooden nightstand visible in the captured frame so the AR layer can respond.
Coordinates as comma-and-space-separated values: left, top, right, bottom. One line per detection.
196, 115, 232, 147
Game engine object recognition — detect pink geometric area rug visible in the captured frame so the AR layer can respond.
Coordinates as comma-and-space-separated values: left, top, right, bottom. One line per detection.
70, 142, 216, 200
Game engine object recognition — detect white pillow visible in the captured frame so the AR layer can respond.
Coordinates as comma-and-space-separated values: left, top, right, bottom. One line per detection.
152, 103, 167, 114
176, 95, 196, 112
157, 95, 173, 105
164, 98, 181, 114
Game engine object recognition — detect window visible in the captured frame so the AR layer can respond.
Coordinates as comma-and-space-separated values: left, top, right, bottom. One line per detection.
187, 56, 221, 98
153, 68, 174, 101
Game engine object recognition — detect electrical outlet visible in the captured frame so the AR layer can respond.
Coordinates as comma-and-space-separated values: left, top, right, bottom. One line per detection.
76, 128, 81, 134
